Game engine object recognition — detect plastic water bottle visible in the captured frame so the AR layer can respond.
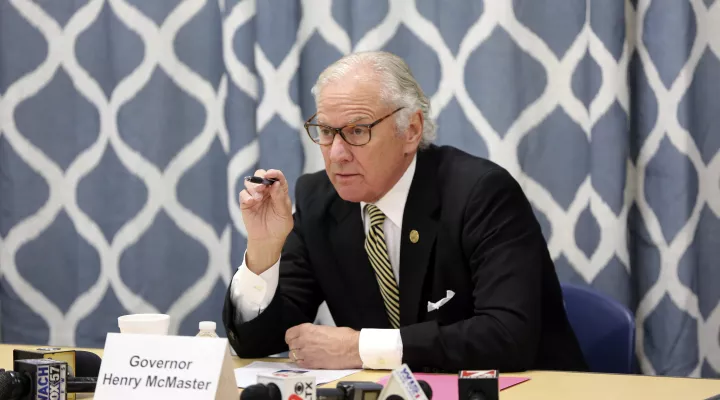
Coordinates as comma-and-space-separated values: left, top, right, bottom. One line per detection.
196, 321, 219, 338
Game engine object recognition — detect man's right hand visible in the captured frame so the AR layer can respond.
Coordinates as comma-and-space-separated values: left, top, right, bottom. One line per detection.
239, 169, 293, 275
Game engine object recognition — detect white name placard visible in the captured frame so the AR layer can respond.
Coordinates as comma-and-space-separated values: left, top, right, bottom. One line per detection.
94, 333, 236, 400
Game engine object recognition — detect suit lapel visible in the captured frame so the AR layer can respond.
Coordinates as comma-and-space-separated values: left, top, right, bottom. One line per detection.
329, 197, 390, 328
399, 147, 440, 326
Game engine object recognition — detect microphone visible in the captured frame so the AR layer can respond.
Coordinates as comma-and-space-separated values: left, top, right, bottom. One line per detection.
316, 387, 344, 399
12, 348, 101, 376
458, 370, 499, 400
242, 375, 430, 400
66, 351, 101, 394
0, 375, 97, 397
417, 380, 433, 399
253, 370, 315, 400
240, 382, 281, 400
377, 380, 432, 400
73, 351, 102, 377
378, 364, 432, 400
66, 377, 97, 393
0, 372, 31, 400
316, 381, 383, 399
11, 348, 102, 397
0, 360, 100, 400
0, 359, 67, 400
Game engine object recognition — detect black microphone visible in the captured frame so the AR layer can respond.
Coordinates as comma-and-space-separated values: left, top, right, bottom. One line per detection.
64, 351, 101, 395
240, 382, 281, 400
12, 348, 102, 381
0, 359, 68, 400
378, 379, 433, 400
74, 351, 102, 378
316, 381, 384, 399
0, 371, 30, 400
67, 377, 97, 393
0, 372, 98, 399
458, 370, 498, 400
418, 380, 433, 399
0, 362, 99, 400
316, 387, 344, 399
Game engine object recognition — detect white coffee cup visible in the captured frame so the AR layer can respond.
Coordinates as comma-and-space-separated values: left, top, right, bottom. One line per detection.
118, 314, 170, 335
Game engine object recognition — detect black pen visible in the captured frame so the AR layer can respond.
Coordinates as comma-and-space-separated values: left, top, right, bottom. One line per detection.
245, 176, 278, 185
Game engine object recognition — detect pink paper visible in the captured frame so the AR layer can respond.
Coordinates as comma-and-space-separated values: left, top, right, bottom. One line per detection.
377, 373, 529, 399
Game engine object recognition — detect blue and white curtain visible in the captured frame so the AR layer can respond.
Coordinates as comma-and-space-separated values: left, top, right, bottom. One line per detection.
1, 0, 718, 377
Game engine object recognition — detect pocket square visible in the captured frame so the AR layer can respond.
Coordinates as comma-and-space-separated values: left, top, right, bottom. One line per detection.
427, 290, 455, 312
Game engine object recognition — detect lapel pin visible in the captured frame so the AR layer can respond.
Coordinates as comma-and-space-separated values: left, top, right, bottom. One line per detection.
409, 230, 419, 243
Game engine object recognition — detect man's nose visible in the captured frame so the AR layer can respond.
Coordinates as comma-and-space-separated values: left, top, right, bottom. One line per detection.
329, 133, 351, 162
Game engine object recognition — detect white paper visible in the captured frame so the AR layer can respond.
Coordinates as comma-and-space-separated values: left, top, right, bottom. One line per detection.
427, 290, 455, 311
234, 361, 361, 388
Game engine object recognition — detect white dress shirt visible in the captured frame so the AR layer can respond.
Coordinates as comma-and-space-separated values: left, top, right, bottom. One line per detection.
229, 154, 417, 370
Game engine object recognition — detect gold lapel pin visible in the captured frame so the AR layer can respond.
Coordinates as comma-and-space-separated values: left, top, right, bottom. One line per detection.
409, 230, 419, 243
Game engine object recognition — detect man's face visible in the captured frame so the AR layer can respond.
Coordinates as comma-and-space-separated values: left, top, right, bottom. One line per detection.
316, 76, 420, 203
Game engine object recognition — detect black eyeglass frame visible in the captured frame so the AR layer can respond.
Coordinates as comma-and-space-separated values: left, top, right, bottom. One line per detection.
303, 107, 405, 146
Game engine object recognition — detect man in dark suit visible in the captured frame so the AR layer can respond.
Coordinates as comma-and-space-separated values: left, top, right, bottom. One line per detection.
223, 51, 587, 373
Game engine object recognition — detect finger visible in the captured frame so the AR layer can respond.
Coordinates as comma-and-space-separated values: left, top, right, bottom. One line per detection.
289, 345, 309, 367
243, 179, 259, 197
285, 325, 301, 344
244, 169, 269, 196
263, 168, 283, 181
291, 349, 304, 363
239, 190, 255, 208
243, 179, 267, 199
265, 170, 292, 209
296, 359, 310, 368
264, 169, 289, 193
286, 338, 299, 352
286, 335, 306, 351
252, 169, 271, 194
286, 323, 313, 345
298, 354, 322, 369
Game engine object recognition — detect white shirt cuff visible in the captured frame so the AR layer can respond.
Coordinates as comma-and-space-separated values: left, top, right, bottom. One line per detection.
358, 328, 403, 369
230, 251, 280, 321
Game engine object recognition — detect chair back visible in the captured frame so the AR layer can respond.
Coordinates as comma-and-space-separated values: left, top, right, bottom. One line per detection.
561, 283, 635, 374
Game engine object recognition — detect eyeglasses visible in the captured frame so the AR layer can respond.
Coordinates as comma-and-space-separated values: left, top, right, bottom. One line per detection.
303, 107, 405, 146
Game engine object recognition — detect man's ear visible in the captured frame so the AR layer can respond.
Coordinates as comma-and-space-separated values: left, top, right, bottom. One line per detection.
403, 110, 424, 150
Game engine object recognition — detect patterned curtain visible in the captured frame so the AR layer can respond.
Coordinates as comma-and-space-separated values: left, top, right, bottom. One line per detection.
0, 0, 718, 377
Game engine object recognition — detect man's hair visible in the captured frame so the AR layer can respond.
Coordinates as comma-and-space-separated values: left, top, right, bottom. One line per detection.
310, 51, 437, 149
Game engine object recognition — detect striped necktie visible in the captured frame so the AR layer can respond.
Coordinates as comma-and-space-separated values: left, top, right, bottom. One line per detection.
364, 204, 401, 328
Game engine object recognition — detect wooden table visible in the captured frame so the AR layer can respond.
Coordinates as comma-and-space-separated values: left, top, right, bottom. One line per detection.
3, 344, 719, 399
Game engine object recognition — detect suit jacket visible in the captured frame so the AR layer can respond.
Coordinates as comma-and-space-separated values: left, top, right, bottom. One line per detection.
223, 144, 588, 373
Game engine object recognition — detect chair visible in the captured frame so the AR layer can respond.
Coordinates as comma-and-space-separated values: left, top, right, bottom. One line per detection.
561, 283, 636, 374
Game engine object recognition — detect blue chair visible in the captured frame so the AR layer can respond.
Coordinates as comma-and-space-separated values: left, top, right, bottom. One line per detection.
561, 283, 636, 374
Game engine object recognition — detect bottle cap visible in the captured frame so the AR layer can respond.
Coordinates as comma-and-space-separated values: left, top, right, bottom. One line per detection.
199, 321, 216, 331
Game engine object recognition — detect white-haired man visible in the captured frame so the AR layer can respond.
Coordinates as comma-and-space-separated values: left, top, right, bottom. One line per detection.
223, 51, 587, 373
